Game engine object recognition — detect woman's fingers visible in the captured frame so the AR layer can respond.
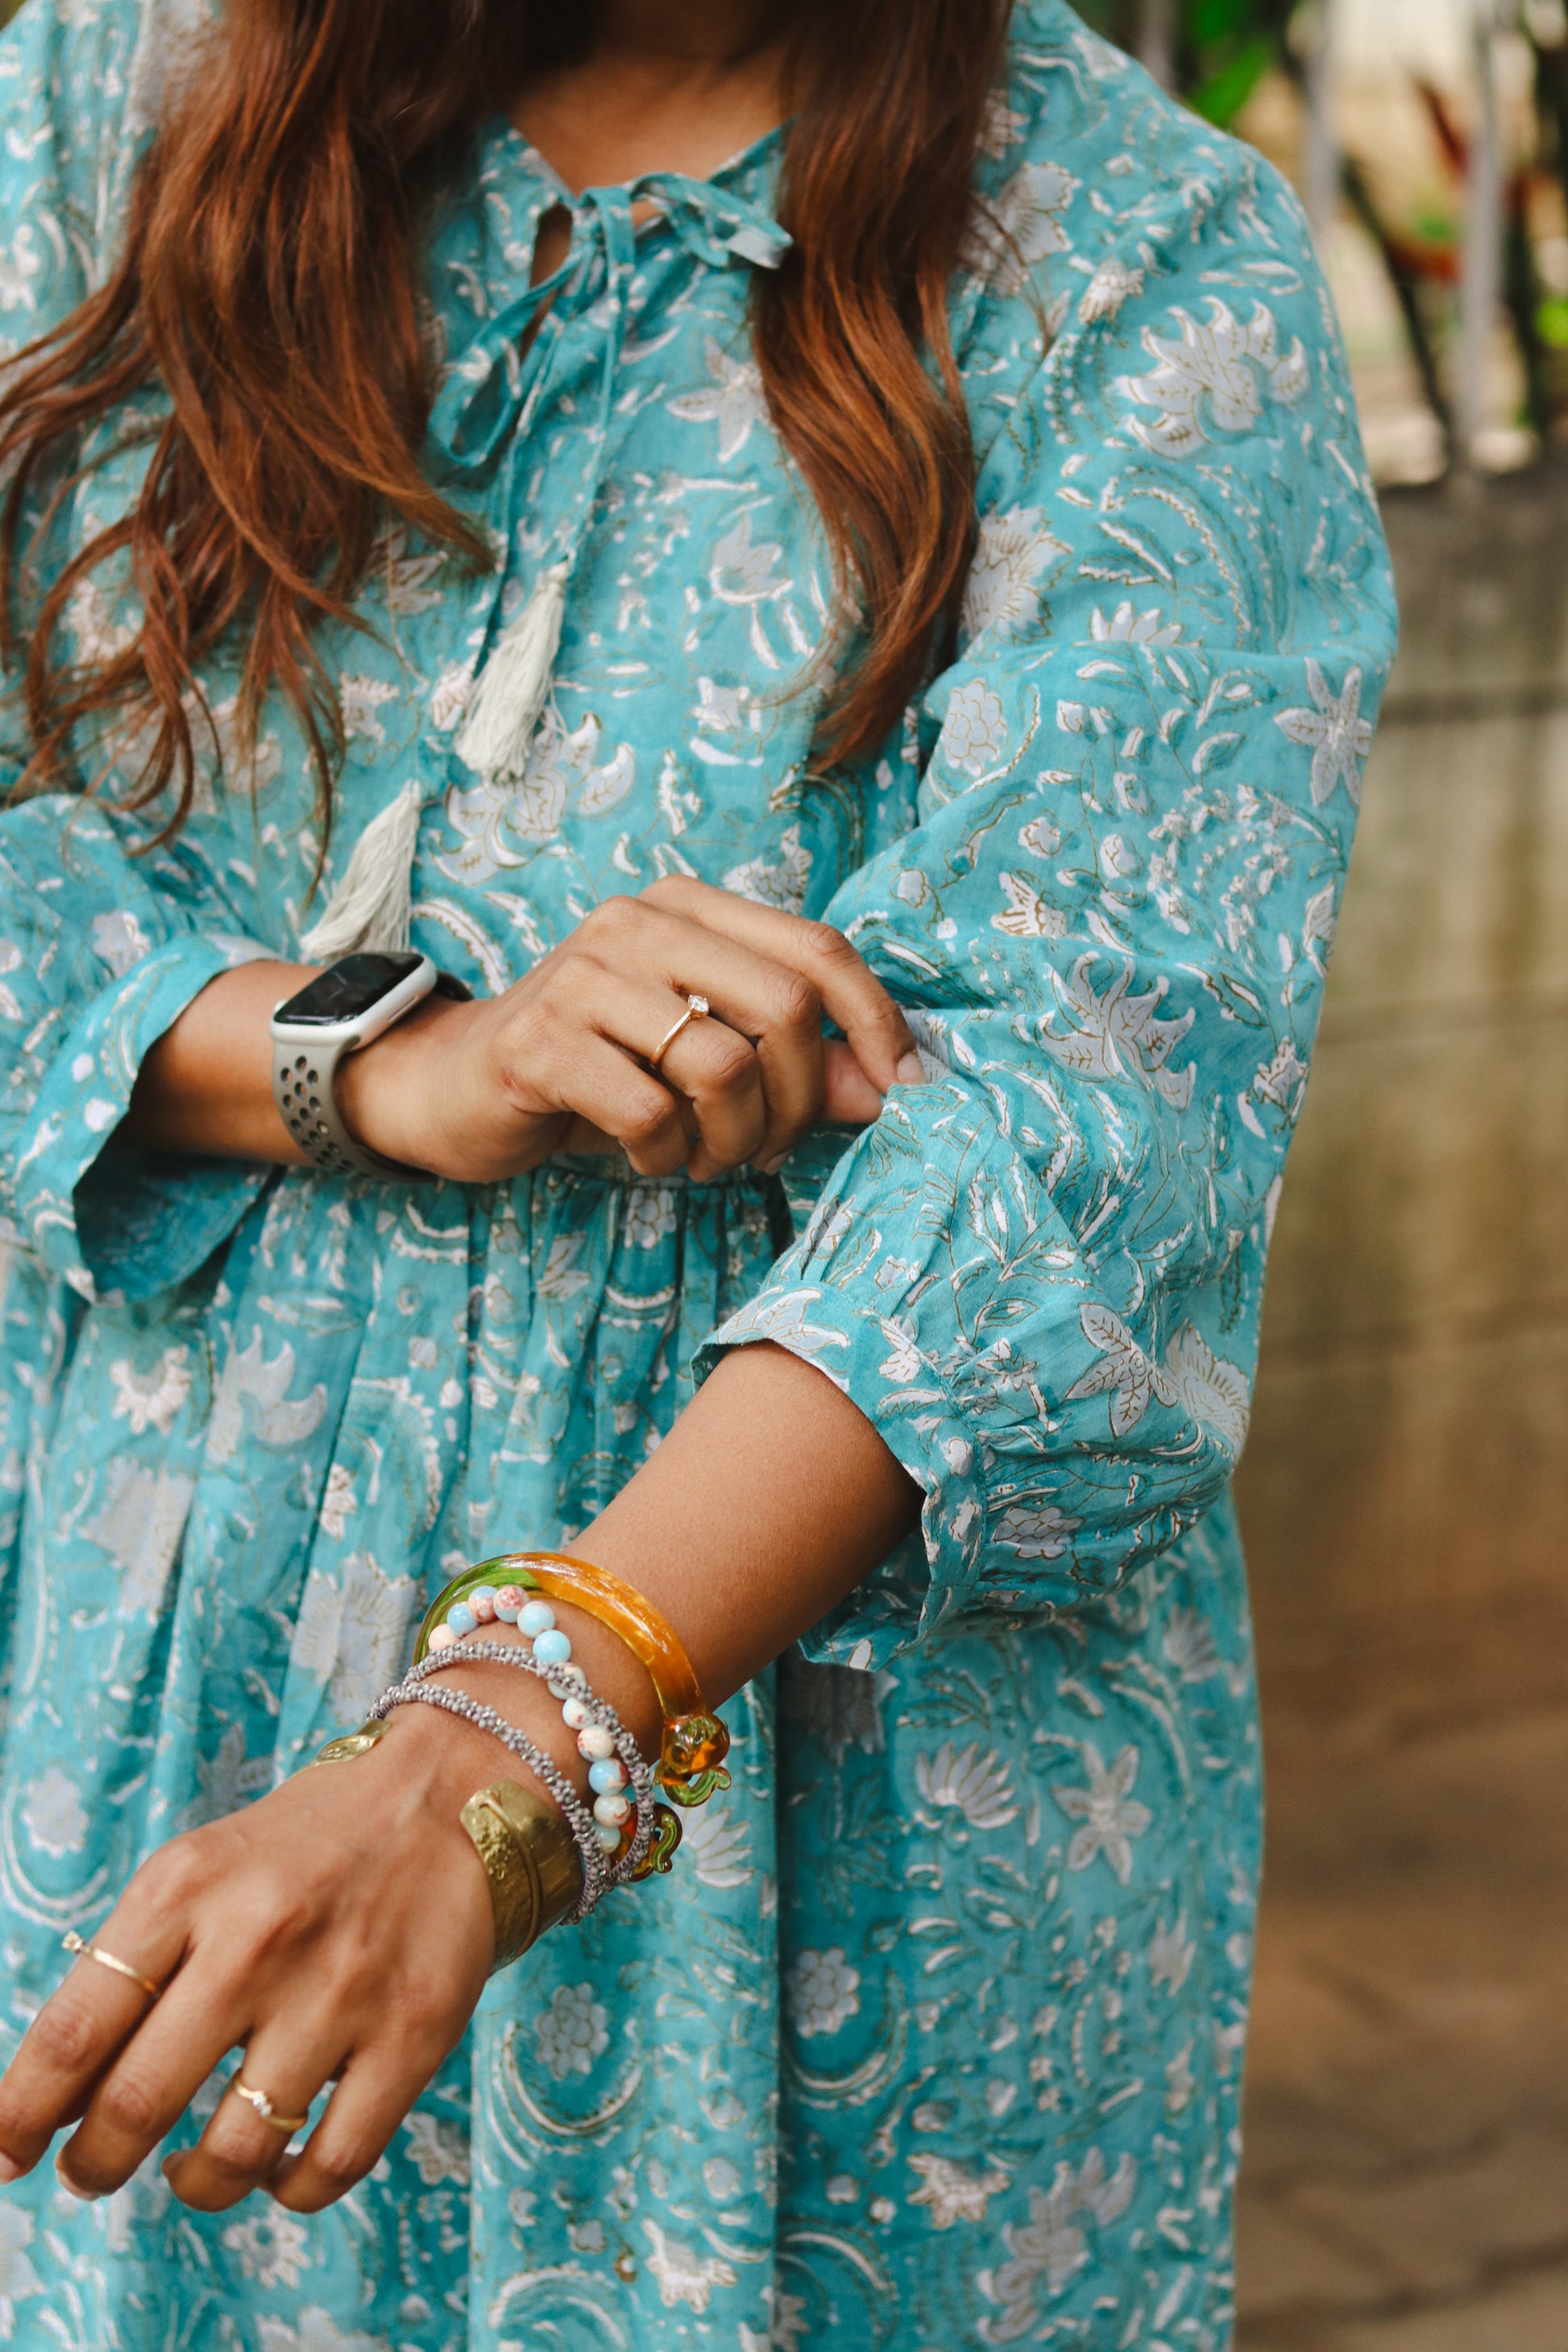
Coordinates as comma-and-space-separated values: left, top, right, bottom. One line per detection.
639, 875, 923, 1095
540, 1032, 691, 1177
162, 2014, 351, 2213
584, 969, 770, 1179
52, 1960, 253, 2201
821, 1038, 887, 1126
0, 1884, 190, 2181
268, 2037, 450, 2217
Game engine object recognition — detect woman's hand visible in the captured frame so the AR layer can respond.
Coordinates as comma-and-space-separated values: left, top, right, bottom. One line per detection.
338, 876, 923, 1184
0, 1711, 509, 2217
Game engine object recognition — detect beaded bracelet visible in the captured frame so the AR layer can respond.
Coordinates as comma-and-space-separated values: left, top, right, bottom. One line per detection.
417, 1557, 731, 1816
371, 1678, 612, 1921
407, 1641, 668, 1887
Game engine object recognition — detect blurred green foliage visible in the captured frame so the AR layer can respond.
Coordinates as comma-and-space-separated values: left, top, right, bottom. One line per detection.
1076, 0, 1297, 127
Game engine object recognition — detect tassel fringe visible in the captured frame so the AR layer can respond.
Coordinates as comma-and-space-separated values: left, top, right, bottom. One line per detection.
454, 562, 570, 782
299, 780, 422, 962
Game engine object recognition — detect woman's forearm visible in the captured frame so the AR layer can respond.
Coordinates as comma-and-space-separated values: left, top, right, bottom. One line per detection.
579, 1339, 923, 1705
123, 960, 317, 1162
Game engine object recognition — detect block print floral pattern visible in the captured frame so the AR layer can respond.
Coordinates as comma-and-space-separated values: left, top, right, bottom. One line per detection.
0, 1, 1394, 2346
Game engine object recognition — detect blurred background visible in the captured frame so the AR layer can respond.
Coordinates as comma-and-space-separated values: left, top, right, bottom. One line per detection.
2, 0, 1563, 2344
1079, 6, 1568, 2347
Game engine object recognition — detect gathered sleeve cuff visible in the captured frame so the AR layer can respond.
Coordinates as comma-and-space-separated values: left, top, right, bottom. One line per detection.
1, 799, 276, 1305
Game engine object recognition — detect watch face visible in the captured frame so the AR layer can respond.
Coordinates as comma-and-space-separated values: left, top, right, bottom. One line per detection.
275, 953, 425, 1028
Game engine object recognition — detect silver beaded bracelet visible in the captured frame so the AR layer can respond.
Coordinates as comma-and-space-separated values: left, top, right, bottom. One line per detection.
371, 1644, 655, 1919
407, 1643, 658, 1890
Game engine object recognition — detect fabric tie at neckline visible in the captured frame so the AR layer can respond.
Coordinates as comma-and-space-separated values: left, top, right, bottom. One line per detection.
306, 173, 791, 956
427, 172, 791, 484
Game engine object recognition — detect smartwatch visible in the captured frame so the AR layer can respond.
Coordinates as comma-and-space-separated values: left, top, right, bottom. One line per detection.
270, 952, 473, 1182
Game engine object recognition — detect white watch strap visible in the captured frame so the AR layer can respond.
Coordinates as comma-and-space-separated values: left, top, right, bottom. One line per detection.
272, 1031, 425, 1183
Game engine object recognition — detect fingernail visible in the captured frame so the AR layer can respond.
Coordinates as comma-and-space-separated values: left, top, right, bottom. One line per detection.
895, 1052, 927, 1087
160, 2153, 182, 2185
0, 2153, 20, 2184
54, 2159, 102, 2203
757, 1152, 787, 1176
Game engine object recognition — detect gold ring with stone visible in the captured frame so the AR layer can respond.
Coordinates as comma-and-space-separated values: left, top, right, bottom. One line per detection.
60, 1931, 163, 2001
230, 2078, 310, 2135
649, 993, 710, 1069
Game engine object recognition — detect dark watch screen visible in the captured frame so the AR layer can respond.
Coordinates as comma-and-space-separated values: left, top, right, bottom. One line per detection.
275, 953, 425, 1027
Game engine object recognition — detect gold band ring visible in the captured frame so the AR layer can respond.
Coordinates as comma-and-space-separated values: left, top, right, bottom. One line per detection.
231, 2078, 310, 2135
649, 992, 710, 1069
60, 1930, 163, 2001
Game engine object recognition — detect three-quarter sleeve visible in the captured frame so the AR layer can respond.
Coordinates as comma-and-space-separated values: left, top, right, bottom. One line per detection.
703, 143, 1398, 1664
0, 2, 276, 1305
0, 799, 276, 1303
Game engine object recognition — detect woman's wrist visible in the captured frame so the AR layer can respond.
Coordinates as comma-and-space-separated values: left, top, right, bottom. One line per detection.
334, 993, 475, 1172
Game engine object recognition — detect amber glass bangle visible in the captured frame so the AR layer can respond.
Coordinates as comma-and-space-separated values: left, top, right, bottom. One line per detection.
415, 1553, 732, 1810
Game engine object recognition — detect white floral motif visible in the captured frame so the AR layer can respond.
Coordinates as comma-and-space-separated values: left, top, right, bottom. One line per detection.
24, 1766, 88, 1858
613, 1187, 671, 1254
1039, 956, 1195, 1110
992, 871, 1066, 941
401, 2112, 471, 2187
206, 1333, 328, 1466
681, 1802, 756, 1889
318, 1463, 357, 1541
970, 161, 1080, 294
724, 823, 812, 912
668, 335, 769, 462
82, 1460, 195, 1614
256, 2315, 390, 2352
1090, 600, 1183, 649
1119, 297, 1309, 459
109, 1346, 192, 1436
533, 1983, 610, 2080
1276, 661, 1375, 806
1079, 257, 1144, 324
221, 2212, 312, 2291
915, 1741, 1019, 1831
179, 1724, 270, 1830
787, 1948, 861, 2039
1149, 1912, 1197, 1994
0, 224, 41, 313
941, 679, 1010, 778
0, 2203, 40, 2335
641, 2219, 737, 2314
980, 2151, 1136, 2341
339, 673, 400, 748
908, 2151, 1011, 2229
291, 1552, 420, 1726
90, 908, 150, 977
993, 1500, 1079, 1559
439, 708, 634, 881
961, 506, 1068, 645
1068, 1304, 1250, 1452
1052, 1743, 1152, 1884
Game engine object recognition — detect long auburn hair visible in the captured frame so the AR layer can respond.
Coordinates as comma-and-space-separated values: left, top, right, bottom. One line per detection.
0, 0, 1014, 845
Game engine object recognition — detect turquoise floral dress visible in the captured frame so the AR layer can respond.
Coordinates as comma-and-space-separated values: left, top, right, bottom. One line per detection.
0, 1, 1396, 2345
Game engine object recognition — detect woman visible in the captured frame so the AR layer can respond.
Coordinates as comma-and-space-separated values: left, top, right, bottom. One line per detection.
0, 0, 1395, 2342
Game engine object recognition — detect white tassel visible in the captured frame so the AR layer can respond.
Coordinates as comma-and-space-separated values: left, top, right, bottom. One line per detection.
299, 780, 422, 961
454, 562, 570, 782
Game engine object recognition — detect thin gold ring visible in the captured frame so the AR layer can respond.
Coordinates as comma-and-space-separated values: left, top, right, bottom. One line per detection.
60, 1930, 163, 2001
649, 992, 711, 1070
230, 2078, 310, 2135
